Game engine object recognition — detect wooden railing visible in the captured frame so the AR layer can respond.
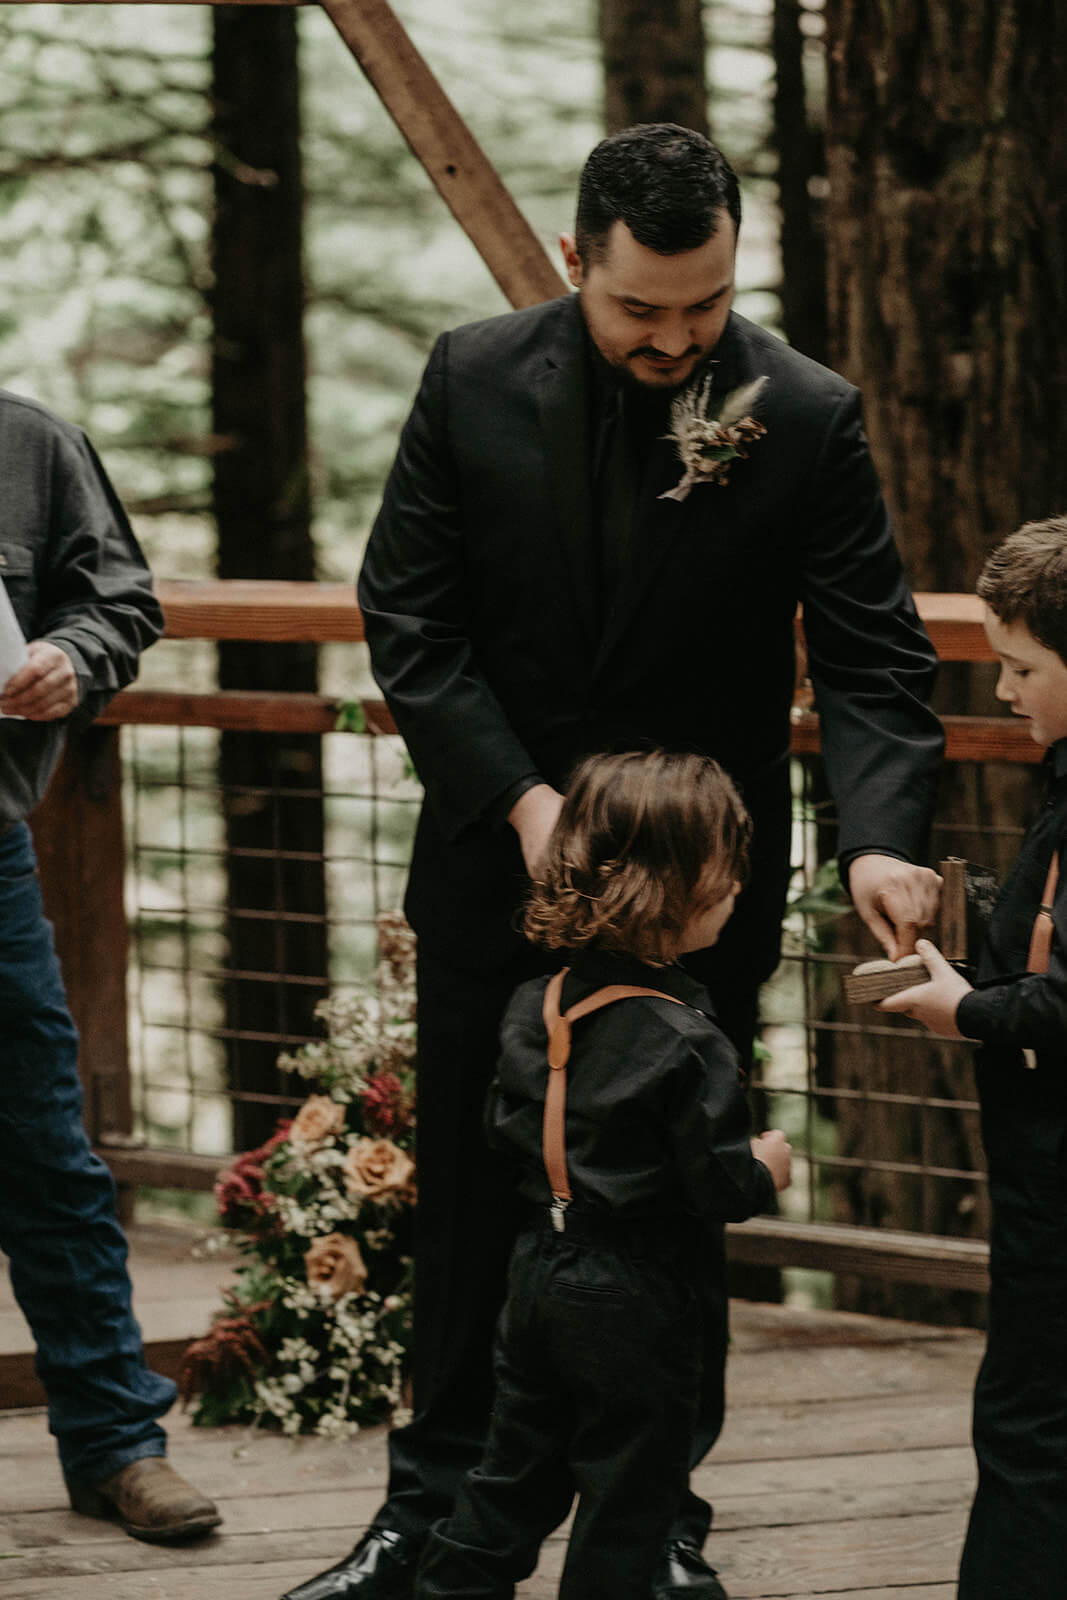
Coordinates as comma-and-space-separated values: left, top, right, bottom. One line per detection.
34, 581, 1017, 1293
101, 582, 1033, 762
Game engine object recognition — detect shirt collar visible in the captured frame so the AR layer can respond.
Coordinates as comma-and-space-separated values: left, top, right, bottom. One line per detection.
1050, 738, 1067, 782
563, 946, 711, 1012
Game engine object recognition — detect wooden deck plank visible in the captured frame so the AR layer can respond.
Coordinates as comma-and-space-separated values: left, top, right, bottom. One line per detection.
0, 1245, 986, 1599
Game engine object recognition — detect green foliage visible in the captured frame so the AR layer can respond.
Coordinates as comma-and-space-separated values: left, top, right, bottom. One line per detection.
788, 856, 850, 920
0, 0, 785, 589
334, 698, 366, 735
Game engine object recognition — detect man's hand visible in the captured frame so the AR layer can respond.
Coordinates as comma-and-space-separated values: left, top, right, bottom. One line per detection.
508, 783, 564, 878
751, 1129, 792, 1192
848, 853, 942, 960
879, 939, 975, 1039
0, 641, 78, 722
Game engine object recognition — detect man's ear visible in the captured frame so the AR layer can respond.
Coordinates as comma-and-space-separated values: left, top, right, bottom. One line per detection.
559, 233, 583, 289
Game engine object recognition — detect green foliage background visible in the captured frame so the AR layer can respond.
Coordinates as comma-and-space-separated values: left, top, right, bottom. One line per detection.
0, 0, 782, 599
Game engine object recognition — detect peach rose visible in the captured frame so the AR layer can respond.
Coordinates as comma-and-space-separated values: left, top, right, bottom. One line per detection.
304, 1233, 367, 1299
291, 1094, 346, 1147
343, 1137, 415, 1202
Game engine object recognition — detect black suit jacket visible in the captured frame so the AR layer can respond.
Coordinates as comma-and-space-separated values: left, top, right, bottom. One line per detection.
358, 295, 943, 980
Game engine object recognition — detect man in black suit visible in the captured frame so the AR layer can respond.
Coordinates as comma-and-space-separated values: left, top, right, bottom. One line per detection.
284, 124, 943, 1600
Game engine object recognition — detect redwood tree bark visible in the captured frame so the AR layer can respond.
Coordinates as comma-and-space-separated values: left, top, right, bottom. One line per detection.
212, 8, 327, 1151
773, 0, 828, 364
825, 1, 1067, 582
821, 0, 1067, 1319
598, 0, 709, 135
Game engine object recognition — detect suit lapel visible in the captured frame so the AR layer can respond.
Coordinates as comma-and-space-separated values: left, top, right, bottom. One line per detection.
534, 298, 599, 656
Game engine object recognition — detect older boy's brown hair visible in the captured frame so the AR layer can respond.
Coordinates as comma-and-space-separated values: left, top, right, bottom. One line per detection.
977, 515, 1067, 664
523, 749, 750, 966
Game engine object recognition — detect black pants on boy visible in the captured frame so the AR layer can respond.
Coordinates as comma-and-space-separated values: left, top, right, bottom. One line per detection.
415, 1213, 705, 1600
957, 1059, 1067, 1599
377, 948, 752, 1552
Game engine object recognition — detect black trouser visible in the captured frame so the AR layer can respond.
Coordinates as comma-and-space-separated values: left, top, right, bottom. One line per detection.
378, 944, 756, 1549
415, 1213, 704, 1600
958, 1061, 1067, 1599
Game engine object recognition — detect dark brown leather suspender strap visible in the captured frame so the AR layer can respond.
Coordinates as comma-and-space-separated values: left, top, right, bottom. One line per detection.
540, 968, 684, 1215
1027, 852, 1060, 975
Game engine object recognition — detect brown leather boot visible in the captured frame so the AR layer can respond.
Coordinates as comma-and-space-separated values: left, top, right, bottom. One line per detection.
67, 1457, 222, 1543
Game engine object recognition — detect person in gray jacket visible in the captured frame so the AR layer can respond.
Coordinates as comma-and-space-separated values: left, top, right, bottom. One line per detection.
0, 388, 220, 1543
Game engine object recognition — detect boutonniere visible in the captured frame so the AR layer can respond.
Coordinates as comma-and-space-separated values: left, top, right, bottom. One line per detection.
659, 372, 769, 502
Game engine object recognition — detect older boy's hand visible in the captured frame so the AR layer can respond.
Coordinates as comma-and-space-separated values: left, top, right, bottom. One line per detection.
878, 939, 976, 1038
848, 853, 942, 960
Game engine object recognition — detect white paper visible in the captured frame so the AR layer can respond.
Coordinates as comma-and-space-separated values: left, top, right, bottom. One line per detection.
0, 578, 28, 705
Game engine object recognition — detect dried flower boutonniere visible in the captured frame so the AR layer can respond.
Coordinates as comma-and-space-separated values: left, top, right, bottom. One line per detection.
660, 372, 769, 502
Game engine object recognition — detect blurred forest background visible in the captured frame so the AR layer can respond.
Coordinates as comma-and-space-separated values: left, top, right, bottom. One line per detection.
0, 0, 803, 629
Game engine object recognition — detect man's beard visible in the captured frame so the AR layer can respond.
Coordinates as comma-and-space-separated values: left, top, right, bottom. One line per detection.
616, 344, 710, 395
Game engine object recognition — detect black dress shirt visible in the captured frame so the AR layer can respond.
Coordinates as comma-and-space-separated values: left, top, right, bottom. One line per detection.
486, 947, 776, 1224
957, 739, 1067, 1061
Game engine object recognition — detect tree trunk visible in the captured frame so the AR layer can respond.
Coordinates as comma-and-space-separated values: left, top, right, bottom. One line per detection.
772, 0, 828, 364
822, 0, 1067, 1319
212, 7, 327, 1151
598, 0, 709, 135
825, 1, 1067, 577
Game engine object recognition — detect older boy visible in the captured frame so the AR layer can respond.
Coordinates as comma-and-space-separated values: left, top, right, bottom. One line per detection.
883, 515, 1067, 1600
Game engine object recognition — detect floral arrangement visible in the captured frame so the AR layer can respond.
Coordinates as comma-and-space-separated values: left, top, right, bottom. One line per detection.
660, 372, 768, 501
180, 912, 417, 1439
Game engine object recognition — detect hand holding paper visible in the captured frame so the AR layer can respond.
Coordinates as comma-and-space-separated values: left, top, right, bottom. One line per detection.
0, 576, 27, 704
1, 640, 78, 721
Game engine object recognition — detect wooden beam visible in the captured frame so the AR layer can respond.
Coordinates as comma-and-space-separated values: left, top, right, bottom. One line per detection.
319, 0, 567, 310
96, 1145, 225, 1191
31, 729, 133, 1145
153, 583, 993, 657
790, 710, 1042, 764
726, 1216, 989, 1294
100, 688, 340, 732
89, 1149, 992, 1293
98, 688, 397, 733
911, 592, 993, 661
156, 579, 363, 641
101, 685, 1028, 767
0, 1336, 192, 1412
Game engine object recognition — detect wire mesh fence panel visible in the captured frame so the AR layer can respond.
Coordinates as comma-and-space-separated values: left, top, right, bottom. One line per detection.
124, 723, 419, 1159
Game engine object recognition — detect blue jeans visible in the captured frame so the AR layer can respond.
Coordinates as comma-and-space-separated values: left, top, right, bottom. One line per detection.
0, 822, 175, 1483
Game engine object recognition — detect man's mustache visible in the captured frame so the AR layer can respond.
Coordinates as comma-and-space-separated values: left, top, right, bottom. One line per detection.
628, 344, 702, 361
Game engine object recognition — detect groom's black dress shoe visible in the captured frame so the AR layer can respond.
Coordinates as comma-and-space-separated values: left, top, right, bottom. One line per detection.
279, 1528, 422, 1600
652, 1538, 729, 1598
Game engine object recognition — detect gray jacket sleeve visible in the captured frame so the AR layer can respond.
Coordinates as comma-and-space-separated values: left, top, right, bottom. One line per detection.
38, 425, 164, 725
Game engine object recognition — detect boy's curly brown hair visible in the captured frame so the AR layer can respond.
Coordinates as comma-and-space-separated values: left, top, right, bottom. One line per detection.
523, 749, 751, 966
977, 515, 1067, 664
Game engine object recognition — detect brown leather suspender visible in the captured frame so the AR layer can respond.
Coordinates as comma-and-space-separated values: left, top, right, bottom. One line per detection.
1026, 852, 1060, 975
540, 967, 684, 1231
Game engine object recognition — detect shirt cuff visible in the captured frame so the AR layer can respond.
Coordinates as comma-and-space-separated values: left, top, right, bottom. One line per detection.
752, 1160, 779, 1215
955, 989, 994, 1043
487, 772, 543, 832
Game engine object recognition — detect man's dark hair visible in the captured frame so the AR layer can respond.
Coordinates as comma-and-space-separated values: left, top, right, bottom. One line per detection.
977, 515, 1067, 664
575, 123, 741, 266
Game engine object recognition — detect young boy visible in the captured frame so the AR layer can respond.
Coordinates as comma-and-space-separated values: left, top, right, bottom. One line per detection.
414, 748, 791, 1600
882, 515, 1067, 1600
